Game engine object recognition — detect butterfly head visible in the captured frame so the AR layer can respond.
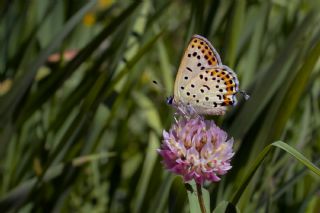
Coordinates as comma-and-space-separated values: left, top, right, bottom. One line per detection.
166, 96, 174, 105
238, 90, 250, 100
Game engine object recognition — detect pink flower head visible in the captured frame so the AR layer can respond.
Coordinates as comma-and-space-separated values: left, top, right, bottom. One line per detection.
158, 117, 234, 185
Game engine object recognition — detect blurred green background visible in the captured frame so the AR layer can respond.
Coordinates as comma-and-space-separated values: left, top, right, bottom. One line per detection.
0, 0, 320, 212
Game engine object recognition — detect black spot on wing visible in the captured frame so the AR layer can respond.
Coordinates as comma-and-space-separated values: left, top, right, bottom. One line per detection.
203, 85, 210, 90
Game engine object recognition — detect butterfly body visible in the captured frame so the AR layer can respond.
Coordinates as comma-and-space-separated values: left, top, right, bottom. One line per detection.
171, 35, 240, 116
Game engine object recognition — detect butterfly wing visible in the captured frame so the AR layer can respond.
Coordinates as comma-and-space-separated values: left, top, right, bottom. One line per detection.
178, 65, 239, 115
174, 35, 222, 103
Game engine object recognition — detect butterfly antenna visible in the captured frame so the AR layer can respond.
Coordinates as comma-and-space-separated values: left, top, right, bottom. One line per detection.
239, 90, 250, 100
152, 80, 164, 89
152, 80, 170, 94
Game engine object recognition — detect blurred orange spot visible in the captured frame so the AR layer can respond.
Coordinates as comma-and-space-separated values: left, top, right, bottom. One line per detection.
33, 158, 43, 176
98, 0, 113, 9
0, 79, 12, 95
83, 12, 96, 26
47, 50, 78, 63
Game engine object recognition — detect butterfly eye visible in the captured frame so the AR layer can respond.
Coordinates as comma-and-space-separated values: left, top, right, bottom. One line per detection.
166, 96, 173, 105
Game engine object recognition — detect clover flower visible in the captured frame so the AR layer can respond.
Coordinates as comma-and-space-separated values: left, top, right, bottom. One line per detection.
158, 116, 234, 185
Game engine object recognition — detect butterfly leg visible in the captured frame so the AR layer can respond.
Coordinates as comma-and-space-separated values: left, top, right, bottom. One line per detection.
185, 105, 202, 120
173, 112, 180, 123
177, 105, 191, 119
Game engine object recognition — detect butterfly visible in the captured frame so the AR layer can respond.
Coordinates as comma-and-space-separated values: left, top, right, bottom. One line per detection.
167, 34, 246, 116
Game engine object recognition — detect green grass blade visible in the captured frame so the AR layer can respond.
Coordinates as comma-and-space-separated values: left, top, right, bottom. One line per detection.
89, 31, 163, 153
132, 132, 159, 213
239, 30, 320, 163
272, 142, 320, 176
156, 37, 173, 95
223, 0, 245, 67
103, 31, 164, 99
229, 13, 316, 139
6, 0, 56, 75
231, 141, 320, 205
166, 177, 187, 213
0, 0, 96, 127
187, 181, 210, 213
132, 92, 162, 135
271, 159, 320, 202
16, 2, 141, 126
150, 174, 175, 213
0, 152, 113, 211
240, 2, 270, 88
213, 201, 239, 213
271, 37, 320, 139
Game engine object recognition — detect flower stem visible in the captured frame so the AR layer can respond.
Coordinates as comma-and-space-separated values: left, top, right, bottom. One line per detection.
196, 183, 207, 213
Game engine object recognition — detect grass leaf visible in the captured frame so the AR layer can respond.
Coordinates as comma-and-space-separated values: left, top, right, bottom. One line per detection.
231, 141, 320, 205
